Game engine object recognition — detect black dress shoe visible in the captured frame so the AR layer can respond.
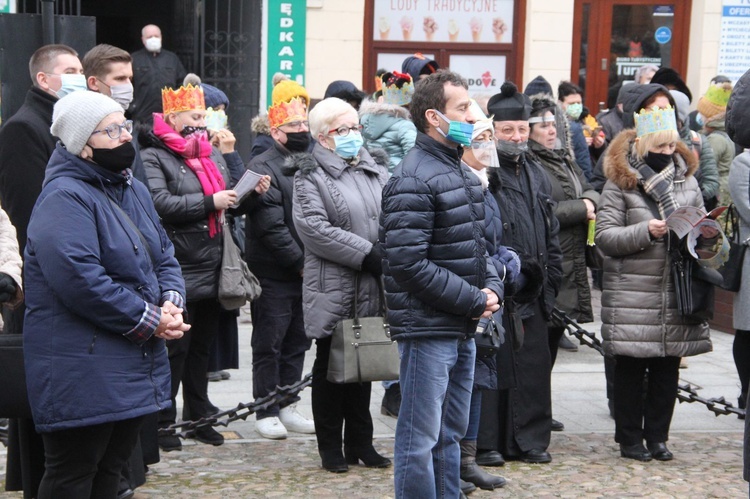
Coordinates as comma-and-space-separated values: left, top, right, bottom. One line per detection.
646, 442, 673, 461
157, 433, 182, 452
320, 449, 349, 473
620, 443, 652, 461
520, 449, 552, 463
188, 426, 224, 446
475, 449, 505, 466
461, 461, 506, 490
459, 478, 476, 495
551, 418, 565, 431
344, 446, 391, 468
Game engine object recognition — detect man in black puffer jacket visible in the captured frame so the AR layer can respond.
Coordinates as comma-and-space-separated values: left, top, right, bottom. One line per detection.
381, 70, 504, 499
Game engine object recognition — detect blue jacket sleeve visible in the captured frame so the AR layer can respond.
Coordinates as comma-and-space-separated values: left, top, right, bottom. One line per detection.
381, 175, 488, 319
569, 121, 593, 181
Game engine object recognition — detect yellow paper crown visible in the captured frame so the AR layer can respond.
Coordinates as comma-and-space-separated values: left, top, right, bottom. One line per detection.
162, 84, 205, 115
635, 105, 677, 138
268, 97, 307, 128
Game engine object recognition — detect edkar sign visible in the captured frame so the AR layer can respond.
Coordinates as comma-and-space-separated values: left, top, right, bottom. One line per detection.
266, 0, 306, 107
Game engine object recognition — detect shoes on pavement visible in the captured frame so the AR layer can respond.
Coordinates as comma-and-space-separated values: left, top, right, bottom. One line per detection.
188, 426, 224, 446
620, 443, 652, 461
520, 448, 552, 463
381, 384, 401, 418
279, 404, 315, 433
459, 478, 476, 495
558, 334, 578, 352
256, 416, 288, 439
646, 441, 673, 461
551, 418, 565, 431
475, 449, 505, 466
116, 488, 134, 499
461, 461, 506, 490
157, 433, 182, 452
182, 401, 220, 421
320, 449, 349, 473
345, 446, 391, 468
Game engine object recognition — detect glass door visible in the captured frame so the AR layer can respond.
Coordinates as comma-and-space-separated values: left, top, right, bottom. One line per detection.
573, 0, 690, 112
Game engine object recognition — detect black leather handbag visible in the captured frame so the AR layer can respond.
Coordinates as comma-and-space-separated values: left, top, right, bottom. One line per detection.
718, 205, 748, 292
0, 333, 32, 418
475, 312, 504, 358
669, 232, 723, 322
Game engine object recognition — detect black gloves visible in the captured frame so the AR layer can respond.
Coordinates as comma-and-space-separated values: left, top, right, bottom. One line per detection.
362, 244, 384, 277
0, 272, 17, 303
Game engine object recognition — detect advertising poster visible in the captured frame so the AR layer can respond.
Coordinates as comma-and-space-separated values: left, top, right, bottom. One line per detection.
717, 0, 750, 82
449, 54, 506, 94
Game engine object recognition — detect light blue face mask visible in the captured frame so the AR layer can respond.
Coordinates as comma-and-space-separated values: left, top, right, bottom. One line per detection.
434, 110, 474, 146
55, 74, 88, 99
565, 102, 583, 120
333, 132, 364, 158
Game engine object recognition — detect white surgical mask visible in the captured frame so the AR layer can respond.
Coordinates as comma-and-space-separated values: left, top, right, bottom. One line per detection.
145, 37, 162, 53
55, 74, 87, 99
109, 82, 134, 111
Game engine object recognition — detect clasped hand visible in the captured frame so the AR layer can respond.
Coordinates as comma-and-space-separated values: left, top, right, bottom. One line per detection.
474, 288, 501, 319
154, 300, 191, 340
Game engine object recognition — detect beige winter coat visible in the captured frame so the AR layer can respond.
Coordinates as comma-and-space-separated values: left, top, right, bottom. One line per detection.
0, 205, 23, 307
595, 129, 712, 358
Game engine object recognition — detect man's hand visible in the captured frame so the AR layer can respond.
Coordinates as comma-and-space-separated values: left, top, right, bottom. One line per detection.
479, 288, 501, 319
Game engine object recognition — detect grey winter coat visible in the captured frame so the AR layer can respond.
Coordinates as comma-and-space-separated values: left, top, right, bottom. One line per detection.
291, 143, 388, 339
729, 152, 750, 330
596, 129, 712, 358
359, 100, 417, 173
705, 113, 736, 207
528, 140, 598, 323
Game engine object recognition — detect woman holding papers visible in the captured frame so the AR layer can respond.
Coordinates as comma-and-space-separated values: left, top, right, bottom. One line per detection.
141, 83, 269, 450
595, 89, 712, 463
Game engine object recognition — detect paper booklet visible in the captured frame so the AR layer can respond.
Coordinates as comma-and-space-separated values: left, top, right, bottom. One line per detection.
665, 205, 729, 269
231, 169, 265, 208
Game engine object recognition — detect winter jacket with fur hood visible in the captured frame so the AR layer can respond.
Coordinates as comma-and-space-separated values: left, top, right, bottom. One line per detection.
291, 143, 388, 340
704, 112, 736, 206
359, 100, 417, 173
595, 129, 712, 358
0, 206, 23, 307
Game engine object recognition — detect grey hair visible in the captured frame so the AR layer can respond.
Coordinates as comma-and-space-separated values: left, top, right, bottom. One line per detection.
308, 97, 357, 139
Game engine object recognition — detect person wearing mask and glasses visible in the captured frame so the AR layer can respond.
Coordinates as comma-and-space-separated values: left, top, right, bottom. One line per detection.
23, 90, 188, 498
289, 97, 391, 474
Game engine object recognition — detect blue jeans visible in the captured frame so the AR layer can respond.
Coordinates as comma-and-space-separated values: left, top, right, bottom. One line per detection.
394, 337, 476, 499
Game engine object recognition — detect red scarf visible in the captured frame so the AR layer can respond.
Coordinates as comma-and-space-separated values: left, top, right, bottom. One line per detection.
153, 113, 226, 237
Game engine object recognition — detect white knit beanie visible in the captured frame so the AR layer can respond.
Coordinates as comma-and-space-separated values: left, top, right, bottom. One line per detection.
51, 91, 124, 155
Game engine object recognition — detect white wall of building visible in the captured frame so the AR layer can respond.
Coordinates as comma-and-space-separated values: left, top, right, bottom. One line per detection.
523, 0, 575, 91
305, 0, 365, 99
687, 0, 723, 104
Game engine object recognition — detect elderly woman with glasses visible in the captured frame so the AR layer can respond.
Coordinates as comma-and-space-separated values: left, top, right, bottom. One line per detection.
289, 97, 391, 473
23, 91, 189, 498
141, 84, 269, 451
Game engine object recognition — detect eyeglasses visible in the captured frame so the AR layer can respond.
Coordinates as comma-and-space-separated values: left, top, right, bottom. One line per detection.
328, 125, 363, 137
91, 120, 133, 140
280, 120, 309, 131
495, 125, 530, 138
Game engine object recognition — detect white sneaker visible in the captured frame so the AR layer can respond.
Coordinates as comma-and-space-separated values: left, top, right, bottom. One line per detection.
279, 404, 316, 434
255, 416, 287, 440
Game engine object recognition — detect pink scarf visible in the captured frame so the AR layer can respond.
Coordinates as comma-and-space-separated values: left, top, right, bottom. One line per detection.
153, 113, 226, 237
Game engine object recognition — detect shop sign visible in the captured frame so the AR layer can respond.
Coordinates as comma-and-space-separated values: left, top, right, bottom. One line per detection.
374, 0, 514, 43
614, 57, 661, 78
448, 54, 506, 94
266, 0, 306, 107
717, 0, 750, 83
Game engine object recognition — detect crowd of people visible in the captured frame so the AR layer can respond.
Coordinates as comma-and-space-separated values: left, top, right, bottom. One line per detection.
0, 21, 749, 499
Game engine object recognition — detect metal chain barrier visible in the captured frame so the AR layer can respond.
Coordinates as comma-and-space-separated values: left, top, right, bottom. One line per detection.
157, 373, 312, 439
552, 307, 746, 419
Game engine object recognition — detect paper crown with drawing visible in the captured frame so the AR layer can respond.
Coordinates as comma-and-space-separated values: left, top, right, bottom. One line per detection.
162, 84, 205, 115
268, 97, 307, 128
634, 105, 678, 138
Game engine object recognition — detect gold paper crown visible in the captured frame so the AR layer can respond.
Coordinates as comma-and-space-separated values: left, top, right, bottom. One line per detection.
268, 97, 307, 128
162, 84, 206, 115
635, 105, 677, 138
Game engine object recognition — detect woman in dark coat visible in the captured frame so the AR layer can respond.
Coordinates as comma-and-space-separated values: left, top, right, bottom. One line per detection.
141, 84, 269, 450
291, 97, 390, 473
24, 91, 188, 498
526, 94, 599, 429
477, 82, 563, 465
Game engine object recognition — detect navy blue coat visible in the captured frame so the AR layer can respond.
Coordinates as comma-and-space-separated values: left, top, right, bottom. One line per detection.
24, 144, 184, 432
380, 133, 504, 340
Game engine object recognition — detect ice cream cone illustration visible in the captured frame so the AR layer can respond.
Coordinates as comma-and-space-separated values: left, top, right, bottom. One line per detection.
470, 17, 483, 42
492, 18, 507, 43
379, 17, 390, 40
401, 16, 414, 41
423, 16, 438, 42
448, 19, 459, 42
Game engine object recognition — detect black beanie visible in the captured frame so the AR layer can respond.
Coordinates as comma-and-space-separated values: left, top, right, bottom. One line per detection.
650, 67, 692, 103
487, 81, 531, 121
523, 75, 553, 97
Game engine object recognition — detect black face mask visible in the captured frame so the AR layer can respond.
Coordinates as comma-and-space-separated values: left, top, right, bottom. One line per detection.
644, 151, 673, 172
181, 125, 207, 137
284, 131, 312, 152
90, 142, 136, 173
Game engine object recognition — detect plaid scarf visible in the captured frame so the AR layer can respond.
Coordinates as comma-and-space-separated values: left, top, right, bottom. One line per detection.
629, 148, 685, 219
